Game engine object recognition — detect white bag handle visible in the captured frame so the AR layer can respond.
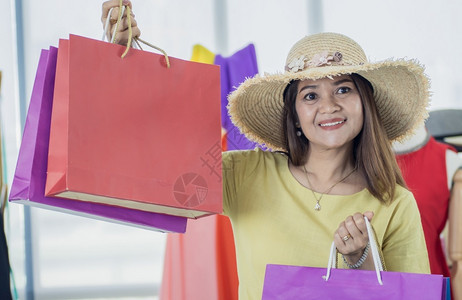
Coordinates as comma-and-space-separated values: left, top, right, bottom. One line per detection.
324, 216, 384, 285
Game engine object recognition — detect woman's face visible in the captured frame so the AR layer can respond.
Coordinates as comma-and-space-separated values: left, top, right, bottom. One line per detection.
295, 74, 364, 151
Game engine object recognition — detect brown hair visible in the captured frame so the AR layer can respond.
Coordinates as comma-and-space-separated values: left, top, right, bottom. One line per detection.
282, 74, 406, 204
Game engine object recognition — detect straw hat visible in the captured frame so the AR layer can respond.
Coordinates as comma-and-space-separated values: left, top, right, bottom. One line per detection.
227, 32, 430, 151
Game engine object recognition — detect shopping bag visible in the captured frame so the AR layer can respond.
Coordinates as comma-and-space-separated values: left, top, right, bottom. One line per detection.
262, 217, 444, 300
442, 277, 451, 300
263, 264, 444, 300
9, 47, 187, 232
45, 35, 222, 219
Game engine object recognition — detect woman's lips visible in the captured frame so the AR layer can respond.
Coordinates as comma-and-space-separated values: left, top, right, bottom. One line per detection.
318, 118, 346, 129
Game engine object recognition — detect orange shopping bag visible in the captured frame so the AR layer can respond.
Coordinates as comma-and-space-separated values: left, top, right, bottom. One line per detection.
45, 35, 222, 218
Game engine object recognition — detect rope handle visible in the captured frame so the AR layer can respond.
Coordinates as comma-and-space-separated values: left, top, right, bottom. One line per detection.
324, 216, 384, 285
102, 0, 170, 67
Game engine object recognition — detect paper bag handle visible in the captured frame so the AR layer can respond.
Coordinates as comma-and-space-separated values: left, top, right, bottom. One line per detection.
325, 216, 384, 285
102, 2, 171, 67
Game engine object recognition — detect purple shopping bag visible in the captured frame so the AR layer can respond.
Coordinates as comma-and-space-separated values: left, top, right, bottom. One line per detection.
262, 264, 444, 300
9, 47, 186, 233
262, 217, 444, 300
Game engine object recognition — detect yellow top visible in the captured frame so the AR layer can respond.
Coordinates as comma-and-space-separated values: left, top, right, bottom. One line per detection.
223, 148, 430, 300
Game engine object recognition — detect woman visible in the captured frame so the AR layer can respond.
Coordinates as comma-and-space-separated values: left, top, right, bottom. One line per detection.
102, 2, 430, 299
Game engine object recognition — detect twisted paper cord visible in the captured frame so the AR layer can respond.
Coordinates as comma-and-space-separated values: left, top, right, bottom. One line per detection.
108, 0, 170, 67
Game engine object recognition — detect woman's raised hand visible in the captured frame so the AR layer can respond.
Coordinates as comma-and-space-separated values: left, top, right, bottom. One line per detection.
101, 0, 141, 45
334, 211, 374, 269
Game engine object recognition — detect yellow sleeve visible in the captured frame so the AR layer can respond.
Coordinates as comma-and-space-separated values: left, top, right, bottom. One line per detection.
222, 149, 266, 217
222, 150, 237, 216
382, 188, 431, 274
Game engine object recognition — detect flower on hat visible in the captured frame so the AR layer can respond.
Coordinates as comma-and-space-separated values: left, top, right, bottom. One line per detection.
286, 55, 307, 73
286, 51, 344, 73
307, 51, 344, 68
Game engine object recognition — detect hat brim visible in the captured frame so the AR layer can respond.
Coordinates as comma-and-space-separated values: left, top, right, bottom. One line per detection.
228, 59, 430, 151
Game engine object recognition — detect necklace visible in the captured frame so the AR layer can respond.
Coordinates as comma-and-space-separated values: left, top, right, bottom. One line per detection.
302, 165, 357, 211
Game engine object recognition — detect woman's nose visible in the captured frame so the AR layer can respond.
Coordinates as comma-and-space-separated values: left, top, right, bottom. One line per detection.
319, 95, 340, 114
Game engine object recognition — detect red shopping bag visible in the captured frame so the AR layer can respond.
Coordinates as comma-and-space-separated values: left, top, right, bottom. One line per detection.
45, 35, 222, 218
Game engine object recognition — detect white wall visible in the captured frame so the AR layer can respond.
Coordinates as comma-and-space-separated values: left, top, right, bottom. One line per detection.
322, 0, 462, 110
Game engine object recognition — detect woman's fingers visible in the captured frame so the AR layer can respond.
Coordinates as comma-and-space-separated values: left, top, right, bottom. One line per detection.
337, 215, 364, 243
347, 213, 368, 237
101, 0, 120, 25
101, 0, 140, 44
106, 7, 133, 28
118, 14, 137, 31
109, 7, 120, 25
334, 231, 347, 248
112, 26, 141, 44
334, 212, 374, 256
363, 211, 374, 221
335, 222, 350, 242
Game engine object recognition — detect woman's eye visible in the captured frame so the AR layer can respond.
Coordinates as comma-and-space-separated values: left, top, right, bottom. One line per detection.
337, 87, 351, 94
304, 93, 317, 101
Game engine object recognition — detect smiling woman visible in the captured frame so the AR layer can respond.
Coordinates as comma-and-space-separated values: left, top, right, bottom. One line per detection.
224, 32, 431, 298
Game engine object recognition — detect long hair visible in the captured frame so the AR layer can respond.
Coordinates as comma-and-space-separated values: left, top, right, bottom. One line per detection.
282, 74, 406, 204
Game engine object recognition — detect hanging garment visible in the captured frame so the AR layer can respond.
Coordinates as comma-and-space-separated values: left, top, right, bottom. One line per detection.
396, 136, 454, 277
214, 45, 259, 151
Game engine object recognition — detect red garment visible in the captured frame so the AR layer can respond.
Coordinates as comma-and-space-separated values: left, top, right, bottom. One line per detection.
160, 215, 238, 300
396, 137, 455, 276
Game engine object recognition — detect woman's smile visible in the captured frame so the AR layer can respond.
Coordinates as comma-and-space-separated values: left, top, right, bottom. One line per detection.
318, 118, 347, 129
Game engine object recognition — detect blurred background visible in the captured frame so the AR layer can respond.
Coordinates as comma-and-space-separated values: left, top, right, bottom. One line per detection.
1, 0, 462, 299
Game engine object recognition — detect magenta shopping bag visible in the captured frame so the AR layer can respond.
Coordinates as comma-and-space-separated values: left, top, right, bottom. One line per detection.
262, 264, 444, 300
9, 47, 186, 233
262, 217, 444, 300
